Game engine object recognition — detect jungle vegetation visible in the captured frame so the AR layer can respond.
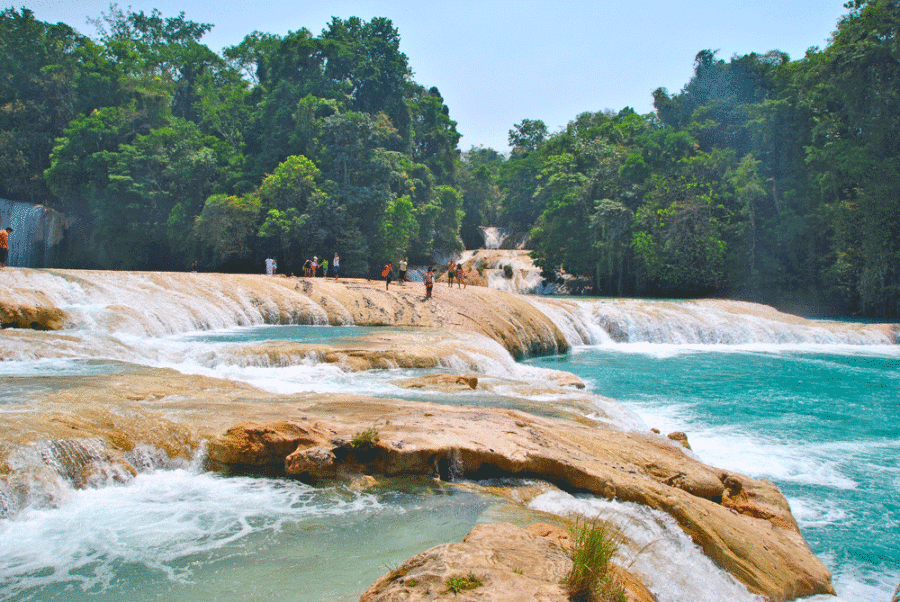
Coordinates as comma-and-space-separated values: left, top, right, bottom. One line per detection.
1, 1, 898, 317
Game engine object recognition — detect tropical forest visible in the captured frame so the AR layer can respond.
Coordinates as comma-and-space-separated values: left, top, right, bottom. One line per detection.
1, 0, 898, 318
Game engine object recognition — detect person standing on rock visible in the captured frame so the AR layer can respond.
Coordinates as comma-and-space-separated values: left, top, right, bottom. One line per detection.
321, 256, 329, 278
424, 265, 434, 299
0, 227, 11, 268
332, 253, 340, 278
447, 259, 455, 287
265, 256, 277, 275
383, 261, 394, 290
398, 257, 408, 284
455, 263, 465, 289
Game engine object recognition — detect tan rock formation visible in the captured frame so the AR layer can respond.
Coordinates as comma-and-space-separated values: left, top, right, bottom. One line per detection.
0, 270, 570, 358
202, 399, 831, 601
360, 522, 657, 602
0, 300, 67, 330
667, 431, 691, 450
0, 270, 850, 601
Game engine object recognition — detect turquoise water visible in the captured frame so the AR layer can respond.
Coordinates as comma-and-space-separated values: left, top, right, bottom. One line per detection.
5, 314, 899, 602
1, 474, 512, 602
526, 345, 900, 601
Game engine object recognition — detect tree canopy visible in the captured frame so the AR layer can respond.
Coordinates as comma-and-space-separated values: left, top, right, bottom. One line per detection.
3, 1, 899, 317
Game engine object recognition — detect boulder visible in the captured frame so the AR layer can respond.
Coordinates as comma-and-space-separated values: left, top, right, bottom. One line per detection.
667, 431, 691, 450
0, 301, 67, 330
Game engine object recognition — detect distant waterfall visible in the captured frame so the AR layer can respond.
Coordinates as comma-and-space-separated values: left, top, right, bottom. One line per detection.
458, 248, 559, 295
481, 227, 509, 249
479, 227, 529, 250
0, 198, 66, 267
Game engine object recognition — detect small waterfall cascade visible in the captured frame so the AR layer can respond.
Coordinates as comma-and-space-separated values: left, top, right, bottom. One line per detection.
481, 227, 509, 249
525, 297, 900, 347
480, 226, 528, 250
459, 248, 558, 295
0, 198, 66, 267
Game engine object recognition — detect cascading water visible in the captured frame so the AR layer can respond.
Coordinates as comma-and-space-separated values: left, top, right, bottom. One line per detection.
1, 269, 897, 602
0, 198, 66, 268
458, 248, 559, 295
481, 226, 510, 249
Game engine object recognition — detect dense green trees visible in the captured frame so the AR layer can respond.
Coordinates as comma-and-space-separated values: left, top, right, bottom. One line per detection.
6, 7, 460, 275
499, 0, 900, 317
3, 2, 899, 317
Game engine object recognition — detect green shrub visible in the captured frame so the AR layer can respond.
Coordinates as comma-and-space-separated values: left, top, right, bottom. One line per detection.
446, 573, 482, 594
350, 426, 380, 451
565, 518, 626, 602
503, 264, 514, 279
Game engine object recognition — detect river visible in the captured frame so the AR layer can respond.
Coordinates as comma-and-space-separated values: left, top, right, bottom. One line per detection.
1, 271, 897, 601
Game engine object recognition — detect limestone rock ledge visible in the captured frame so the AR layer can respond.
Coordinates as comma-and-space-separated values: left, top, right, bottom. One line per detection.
207, 399, 834, 602
359, 522, 656, 602
0, 300, 67, 330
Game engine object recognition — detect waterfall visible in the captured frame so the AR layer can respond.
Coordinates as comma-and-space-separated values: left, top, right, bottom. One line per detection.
481, 227, 509, 249
524, 297, 900, 347
0, 198, 66, 267
459, 248, 560, 295
479, 226, 530, 250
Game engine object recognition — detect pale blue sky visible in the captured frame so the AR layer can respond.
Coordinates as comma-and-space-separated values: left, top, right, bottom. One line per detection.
20, 0, 850, 151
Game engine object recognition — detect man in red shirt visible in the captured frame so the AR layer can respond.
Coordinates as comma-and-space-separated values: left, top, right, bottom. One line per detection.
0, 227, 11, 268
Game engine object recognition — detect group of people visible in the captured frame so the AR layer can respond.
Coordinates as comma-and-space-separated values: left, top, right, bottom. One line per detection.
381, 257, 407, 290
302, 254, 339, 278
445, 259, 467, 289
265, 253, 341, 278
382, 257, 467, 300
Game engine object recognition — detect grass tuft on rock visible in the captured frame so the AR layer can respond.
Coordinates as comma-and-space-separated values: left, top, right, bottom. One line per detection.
349, 426, 380, 451
565, 517, 626, 602
446, 573, 482, 594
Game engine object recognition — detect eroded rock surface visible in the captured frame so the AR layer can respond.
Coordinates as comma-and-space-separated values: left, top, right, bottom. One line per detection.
360, 522, 656, 602
206, 399, 831, 601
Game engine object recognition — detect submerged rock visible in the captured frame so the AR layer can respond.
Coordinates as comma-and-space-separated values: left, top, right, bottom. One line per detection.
394, 373, 479, 391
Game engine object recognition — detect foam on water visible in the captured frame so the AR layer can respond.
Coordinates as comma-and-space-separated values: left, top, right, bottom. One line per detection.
0, 469, 382, 600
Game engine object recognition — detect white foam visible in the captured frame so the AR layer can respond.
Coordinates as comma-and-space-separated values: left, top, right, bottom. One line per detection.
803, 563, 900, 602
787, 497, 849, 529
0, 469, 381, 597
687, 430, 860, 490
615, 396, 864, 491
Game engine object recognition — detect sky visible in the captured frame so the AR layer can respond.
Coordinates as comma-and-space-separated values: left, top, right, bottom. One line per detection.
19, 0, 851, 152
